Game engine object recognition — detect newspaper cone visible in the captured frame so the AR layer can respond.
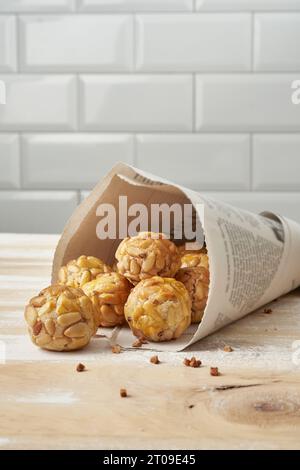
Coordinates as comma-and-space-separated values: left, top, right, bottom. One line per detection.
52, 163, 300, 351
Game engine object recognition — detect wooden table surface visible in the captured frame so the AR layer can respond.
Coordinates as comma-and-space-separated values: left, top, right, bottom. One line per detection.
1, 233, 300, 450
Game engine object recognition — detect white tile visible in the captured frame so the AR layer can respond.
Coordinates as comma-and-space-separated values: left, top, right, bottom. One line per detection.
196, 74, 300, 131
136, 134, 250, 190
201, 192, 300, 223
0, 191, 78, 233
136, 14, 251, 72
0, 1, 75, 12
0, 134, 19, 189
78, 1, 193, 12
0, 75, 76, 131
254, 14, 300, 71
22, 134, 134, 189
253, 134, 300, 190
20, 15, 133, 72
0, 16, 17, 72
80, 75, 192, 131
196, 0, 300, 11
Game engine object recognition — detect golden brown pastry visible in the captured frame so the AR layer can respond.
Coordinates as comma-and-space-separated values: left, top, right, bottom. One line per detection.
83, 272, 132, 327
24, 285, 95, 351
115, 232, 181, 285
124, 276, 191, 342
176, 266, 209, 323
58, 255, 112, 288
181, 251, 209, 270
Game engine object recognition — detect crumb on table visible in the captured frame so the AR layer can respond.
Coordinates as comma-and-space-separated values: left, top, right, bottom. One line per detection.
210, 367, 219, 376
183, 357, 202, 368
150, 355, 160, 364
263, 308, 273, 314
111, 344, 122, 354
120, 388, 128, 398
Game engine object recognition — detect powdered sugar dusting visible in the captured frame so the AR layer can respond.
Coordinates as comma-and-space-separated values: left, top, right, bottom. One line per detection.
0, 438, 10, 447
15, 390, 78, 404
0, 332, 298, 372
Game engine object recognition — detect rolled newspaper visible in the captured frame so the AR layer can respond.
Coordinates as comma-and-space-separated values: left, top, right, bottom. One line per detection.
52, 163, 300, 351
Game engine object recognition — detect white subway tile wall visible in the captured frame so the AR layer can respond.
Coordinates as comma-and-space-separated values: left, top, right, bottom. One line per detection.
253, 135, 300, 190
80, 75, 193, 131
136, 14, 251, 71
0, 191, 78, 233
0, 0, 299, 233
0, 16, 17, 72
78, 1, 194, 12
196, 1, 300, 11
22, 134, 134, 189
0, 134, 20, 189
254, 14, 300, 71
0, 75, 77, 131
0, 1, 76, 13
20, 15, 134, 71
136, 134, 250, 190
196, 74, 300, 131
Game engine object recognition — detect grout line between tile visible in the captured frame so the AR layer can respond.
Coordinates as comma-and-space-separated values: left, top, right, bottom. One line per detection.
76, 75, 81, 131
2, 71, 300, 75
249, 133, 253, 191
1, 131, 300, 135
192, 73, 196, 132
15, 15, 21, 73
251, 12, 255, 72
132, 14, 137, 72
17, 132, 22, 189
3, 10, 300, 14
133, 134, 137, 166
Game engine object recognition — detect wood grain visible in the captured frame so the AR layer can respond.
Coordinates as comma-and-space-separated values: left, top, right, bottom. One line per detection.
0, 234, 300, 450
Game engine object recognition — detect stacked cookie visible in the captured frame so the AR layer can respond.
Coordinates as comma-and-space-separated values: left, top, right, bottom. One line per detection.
24, 232, 209, 351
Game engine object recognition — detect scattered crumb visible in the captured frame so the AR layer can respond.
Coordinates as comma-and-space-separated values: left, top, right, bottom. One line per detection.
150, 355, 160, 365
190, 357, 201, 368
132, 337, 148, 348
111, 344, 122, 354
188, 404, 195, 409
120, 388, 128, 398
223, 345, 233, 352
76, 363, 85, 372
183, 357, 201, 368
263, 308, 273, 314
210, 367, 219, 376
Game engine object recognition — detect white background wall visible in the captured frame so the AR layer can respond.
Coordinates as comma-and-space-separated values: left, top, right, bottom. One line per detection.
0, 0, 300, 233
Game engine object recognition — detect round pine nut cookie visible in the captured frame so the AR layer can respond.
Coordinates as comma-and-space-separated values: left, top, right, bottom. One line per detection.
83, 272, 132, 328
124, 277, 191, 342
181, 251, 209, 270
58, 255, 112, 288
176, 266, 209, 323
24, 285, 96, 351
115, 232, 181, 285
